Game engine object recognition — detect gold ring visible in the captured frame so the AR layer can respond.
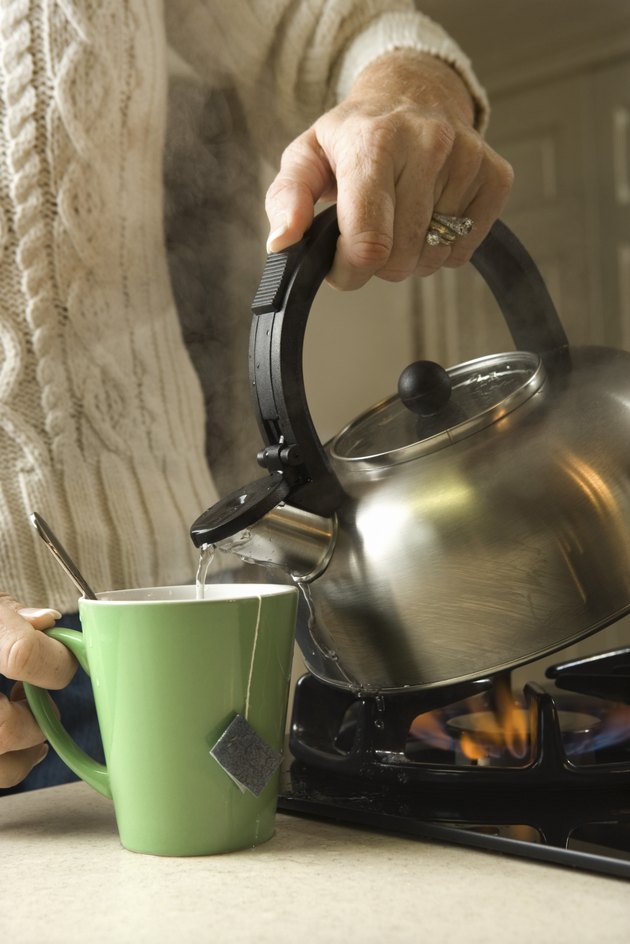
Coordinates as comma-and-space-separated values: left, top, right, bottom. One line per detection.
425, 230, 444, 247
426, 220, 457, 245
431, 212, 474, 237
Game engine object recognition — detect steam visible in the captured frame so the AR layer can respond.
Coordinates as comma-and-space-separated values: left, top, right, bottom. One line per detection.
163, 69, 265, 493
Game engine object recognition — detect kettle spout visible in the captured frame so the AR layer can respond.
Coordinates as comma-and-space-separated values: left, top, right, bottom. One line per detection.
190, 473, 337, 580
216, 504, 337, 582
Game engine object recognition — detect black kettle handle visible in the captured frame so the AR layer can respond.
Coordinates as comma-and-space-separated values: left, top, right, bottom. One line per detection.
249, 205, 568, 517
190, 206, 569, 545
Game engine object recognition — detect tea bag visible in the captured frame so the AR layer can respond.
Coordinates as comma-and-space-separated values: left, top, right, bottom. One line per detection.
210, 713, 282, 796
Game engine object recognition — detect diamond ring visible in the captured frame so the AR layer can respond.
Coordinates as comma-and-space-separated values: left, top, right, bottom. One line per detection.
425, 212, 474, 247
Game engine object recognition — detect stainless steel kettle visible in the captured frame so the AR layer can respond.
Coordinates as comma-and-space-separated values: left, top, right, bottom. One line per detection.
191, 206, 630, 693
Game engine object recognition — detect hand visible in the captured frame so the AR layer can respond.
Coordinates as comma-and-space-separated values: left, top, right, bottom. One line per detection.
0, 595, 75, 788
265, 50, 513, 290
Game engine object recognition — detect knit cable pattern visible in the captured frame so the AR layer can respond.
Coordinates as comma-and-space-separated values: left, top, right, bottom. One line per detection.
0, 0, 57, 470
0, 1, 217, 608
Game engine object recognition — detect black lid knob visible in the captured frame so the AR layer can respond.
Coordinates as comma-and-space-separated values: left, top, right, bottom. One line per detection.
397, 361, 452, 417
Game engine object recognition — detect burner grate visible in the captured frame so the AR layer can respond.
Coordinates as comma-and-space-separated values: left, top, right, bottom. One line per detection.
289, 649, 630, 789
547, 648, 630, 703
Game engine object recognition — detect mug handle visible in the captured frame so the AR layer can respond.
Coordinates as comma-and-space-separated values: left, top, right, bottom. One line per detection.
23, 627, 112, 799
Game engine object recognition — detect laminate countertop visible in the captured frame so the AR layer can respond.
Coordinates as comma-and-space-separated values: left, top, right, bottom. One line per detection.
1, 781, 629, 944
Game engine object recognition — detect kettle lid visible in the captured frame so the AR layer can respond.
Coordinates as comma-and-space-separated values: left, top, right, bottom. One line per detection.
331, 351, 546, 467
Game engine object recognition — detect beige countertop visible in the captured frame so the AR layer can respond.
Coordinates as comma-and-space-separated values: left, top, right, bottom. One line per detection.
1, 781, 629, 944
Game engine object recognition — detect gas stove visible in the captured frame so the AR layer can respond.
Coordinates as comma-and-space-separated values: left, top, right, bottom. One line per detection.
277, 647, 630, 879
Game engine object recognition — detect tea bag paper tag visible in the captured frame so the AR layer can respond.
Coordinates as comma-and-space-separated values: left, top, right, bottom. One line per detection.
209, 713, 282, 796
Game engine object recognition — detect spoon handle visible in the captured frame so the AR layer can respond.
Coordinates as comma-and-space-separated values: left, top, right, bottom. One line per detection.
29, 512, 98, 600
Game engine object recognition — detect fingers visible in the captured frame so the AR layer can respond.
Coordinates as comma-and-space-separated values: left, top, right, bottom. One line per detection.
0, 596, 76, 688
265, 108, 513, 290
0, 595, 72, 788
0, 743, 49, 789
0, 685, 50, 788
0, 688, 49, 751
363, 116, 458, 285
265, 128, 336, 253
417, 131, 514, 276
441, 161, 514, 269
330, 116, 513, 285
263, 46, 514, 291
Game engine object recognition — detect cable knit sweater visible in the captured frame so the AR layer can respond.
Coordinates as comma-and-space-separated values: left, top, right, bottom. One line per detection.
0, 0, 487, 612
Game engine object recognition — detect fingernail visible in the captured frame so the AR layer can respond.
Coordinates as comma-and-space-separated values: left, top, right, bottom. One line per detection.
18, 607, 62, 620
266, 216, 289, 253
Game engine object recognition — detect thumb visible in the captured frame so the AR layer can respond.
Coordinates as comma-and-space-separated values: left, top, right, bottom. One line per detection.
265, 128, 335, 252
17, 607, 63, 631
0, 595, 75, 688
0, 593, 61, 631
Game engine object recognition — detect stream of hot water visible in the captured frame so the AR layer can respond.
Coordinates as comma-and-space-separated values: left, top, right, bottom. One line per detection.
195, 543, 215, 598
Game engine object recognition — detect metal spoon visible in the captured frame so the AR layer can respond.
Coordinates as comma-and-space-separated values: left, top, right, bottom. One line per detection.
29, 512, 97, 600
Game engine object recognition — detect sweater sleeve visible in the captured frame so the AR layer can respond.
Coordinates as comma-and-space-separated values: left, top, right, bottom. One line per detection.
165, 1, 489, 159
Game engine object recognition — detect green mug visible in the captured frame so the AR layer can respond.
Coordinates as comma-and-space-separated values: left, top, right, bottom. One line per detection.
24, 584, 298, 857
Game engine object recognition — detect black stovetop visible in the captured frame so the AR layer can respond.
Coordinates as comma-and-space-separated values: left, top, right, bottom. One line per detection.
277, 648, 630, 880
277, 755, 630, 879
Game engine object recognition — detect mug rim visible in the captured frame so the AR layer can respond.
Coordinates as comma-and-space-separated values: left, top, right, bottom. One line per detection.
82, 584, 298, 604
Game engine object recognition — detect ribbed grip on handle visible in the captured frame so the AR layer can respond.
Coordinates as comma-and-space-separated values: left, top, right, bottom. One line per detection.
252, 247, 301, 315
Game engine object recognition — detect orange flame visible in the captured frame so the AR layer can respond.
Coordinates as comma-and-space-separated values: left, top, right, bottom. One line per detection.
460, 732, 489, 761
408, 710, 453, 751
410, 675, 531, 763
409, 675, 630, 764
495, 675, 529, 759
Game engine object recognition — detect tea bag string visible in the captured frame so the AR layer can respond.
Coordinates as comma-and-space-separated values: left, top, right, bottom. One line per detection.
244, 595, 262, 721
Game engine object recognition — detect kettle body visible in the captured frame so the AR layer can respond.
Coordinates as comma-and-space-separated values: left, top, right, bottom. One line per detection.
192, 208, 630, 693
